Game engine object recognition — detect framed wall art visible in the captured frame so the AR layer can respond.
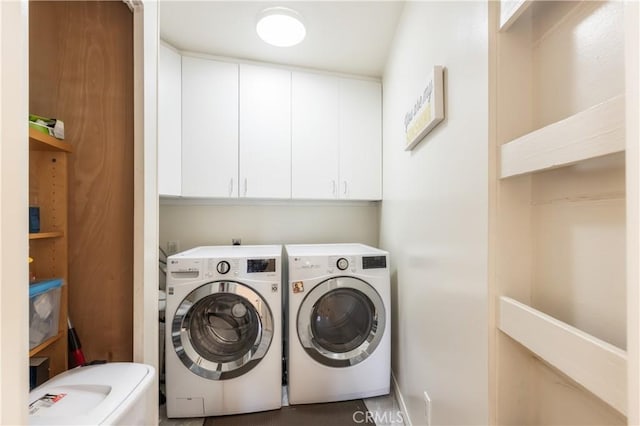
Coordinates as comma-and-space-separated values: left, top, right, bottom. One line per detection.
404, 65, 445, 151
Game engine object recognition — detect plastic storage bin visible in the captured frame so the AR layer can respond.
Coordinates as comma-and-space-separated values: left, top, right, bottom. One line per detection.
29, 279, 62, 349
29, 363, 156, 425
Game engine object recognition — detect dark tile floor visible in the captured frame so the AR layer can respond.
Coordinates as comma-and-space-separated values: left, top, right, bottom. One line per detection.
159, 386, 405, 426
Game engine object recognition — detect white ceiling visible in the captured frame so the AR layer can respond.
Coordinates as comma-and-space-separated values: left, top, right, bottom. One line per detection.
160, 1, 405, 78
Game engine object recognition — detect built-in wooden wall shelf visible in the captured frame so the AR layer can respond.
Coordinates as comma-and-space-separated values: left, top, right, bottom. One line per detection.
491, 1, 632, 423
29, 231, 64, 240
29, 331, 65, 358
499, 296, 627, 415
28, 123, 70, 375
500, 95, 625, 178
499, 0, 531, 31
29, 128, 73, 153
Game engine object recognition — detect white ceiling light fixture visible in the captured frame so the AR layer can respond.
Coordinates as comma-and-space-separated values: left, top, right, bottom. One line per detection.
256, 7, 306, 47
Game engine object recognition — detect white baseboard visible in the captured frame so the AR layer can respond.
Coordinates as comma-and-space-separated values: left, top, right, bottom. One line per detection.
392, 371, 412, 426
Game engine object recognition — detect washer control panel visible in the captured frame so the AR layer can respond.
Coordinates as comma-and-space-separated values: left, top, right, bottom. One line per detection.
206, 258, 240, 278
247, 258, 277, 273
167, 258, 201, 279
199, 257, 279, 278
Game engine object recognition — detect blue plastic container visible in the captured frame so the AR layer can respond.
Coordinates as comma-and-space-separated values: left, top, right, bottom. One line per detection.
29, 279, 63, 349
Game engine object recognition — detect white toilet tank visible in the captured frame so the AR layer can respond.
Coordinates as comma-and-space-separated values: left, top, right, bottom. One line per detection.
29, 362, 156, 425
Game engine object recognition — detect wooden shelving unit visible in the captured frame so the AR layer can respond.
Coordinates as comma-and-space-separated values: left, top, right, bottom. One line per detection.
29, 330, 66, 358
29, 1, 136, 365
29, 128, 72, 152
499, 297, 627, 415
28, 128, 71, 377
29, 231, 64, 240
500, 95, 626, 178
490, 1, 630, 424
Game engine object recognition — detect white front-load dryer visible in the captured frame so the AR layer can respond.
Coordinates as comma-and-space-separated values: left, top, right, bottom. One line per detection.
165, 245, 282, 418
285, 243, 390, 405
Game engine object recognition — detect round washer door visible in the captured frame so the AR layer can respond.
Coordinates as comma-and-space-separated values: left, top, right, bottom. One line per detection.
297, 276, 385, 367
171, 281, 273, 380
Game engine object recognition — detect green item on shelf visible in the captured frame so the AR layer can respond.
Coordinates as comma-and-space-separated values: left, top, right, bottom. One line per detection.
29, 114, 65, 139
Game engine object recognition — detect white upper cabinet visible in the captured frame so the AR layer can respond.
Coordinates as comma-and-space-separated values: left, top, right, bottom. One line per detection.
168, 52, 381, 201
158, 44, 182, 196
339, 78, 382, 200
291, 72, 340, 199
291, 72, 382, 200
239, 64, 291, 199
181, 56, 239, 198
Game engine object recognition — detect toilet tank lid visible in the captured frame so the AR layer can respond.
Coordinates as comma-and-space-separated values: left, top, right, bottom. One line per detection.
29, 362, 155, 425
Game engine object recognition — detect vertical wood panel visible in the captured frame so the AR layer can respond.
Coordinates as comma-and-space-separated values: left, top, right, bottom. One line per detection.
29, 1, 134, 363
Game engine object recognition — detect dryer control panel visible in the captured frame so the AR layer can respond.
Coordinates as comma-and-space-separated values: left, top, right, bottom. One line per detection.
290, 254, 388, 277
362, 255, 387, 269
329, 256, 356, 273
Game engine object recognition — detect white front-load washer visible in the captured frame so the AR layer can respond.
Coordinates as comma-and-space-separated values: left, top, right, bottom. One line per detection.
285, 243, 390, 404
165, 245, 282, 418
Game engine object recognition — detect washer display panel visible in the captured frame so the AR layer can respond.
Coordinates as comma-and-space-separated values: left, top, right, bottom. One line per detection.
172, 281, 273, 380
298, 277, 385, 367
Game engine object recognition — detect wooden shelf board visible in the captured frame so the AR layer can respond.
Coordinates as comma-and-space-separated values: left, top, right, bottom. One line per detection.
29, 331, 65, 357
499, 0, 532, 31
29, 128, 73, 153
500, 95, 625, 178
29, 231, 64, 240
499, 296, 627, 415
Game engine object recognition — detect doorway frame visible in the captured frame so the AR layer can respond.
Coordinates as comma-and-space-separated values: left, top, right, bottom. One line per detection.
0, 1, 159, 423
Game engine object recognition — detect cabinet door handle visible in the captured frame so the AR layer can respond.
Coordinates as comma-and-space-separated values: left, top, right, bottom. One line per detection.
228, 178, 233, 197
332, 180, 337, 197
343, 181, 348, 197
244, 178, 248, 197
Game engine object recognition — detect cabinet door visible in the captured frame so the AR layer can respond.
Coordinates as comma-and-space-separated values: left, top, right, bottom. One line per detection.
182, 57, 238, 198
291, 72, 340, 199
158, 44, 182, 196
239, 64, 291, 199
339, 79, 382, 200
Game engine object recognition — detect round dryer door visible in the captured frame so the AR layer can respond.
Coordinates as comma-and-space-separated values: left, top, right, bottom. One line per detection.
297, 276, 386, 367
171, 281, 273, 380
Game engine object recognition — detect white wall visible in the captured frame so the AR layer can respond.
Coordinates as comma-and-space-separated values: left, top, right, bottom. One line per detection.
379, 2, 488, 425
0, 0, 29, 423
160, 201, 379, 252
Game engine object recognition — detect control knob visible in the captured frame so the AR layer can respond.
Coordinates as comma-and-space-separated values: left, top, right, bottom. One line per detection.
217, 261, 231, 274
336, 258, 349, 271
